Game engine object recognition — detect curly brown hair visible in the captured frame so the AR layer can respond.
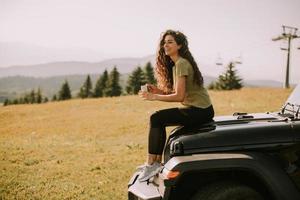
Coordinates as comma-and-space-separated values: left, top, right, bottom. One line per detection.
155, 30, 204, 93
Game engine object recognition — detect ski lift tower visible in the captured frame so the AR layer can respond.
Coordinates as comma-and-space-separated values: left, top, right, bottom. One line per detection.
272, 25, 300, 88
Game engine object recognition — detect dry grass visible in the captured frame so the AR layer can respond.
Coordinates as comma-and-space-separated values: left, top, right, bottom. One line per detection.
0, 88, 292, 200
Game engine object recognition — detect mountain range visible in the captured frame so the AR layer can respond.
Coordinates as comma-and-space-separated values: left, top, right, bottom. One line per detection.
0, 41, 286, 86
0, 46, 286, 103
0, 55, 155, 78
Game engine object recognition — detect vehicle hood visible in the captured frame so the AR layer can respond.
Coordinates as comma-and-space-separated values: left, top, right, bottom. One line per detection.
170, 113, 296, 154
169, 84, 300, 155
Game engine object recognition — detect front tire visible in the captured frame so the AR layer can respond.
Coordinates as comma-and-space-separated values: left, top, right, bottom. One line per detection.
191, 181, 264, 200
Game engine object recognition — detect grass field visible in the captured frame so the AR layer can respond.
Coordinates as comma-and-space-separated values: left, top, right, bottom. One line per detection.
0, 88, 292, 200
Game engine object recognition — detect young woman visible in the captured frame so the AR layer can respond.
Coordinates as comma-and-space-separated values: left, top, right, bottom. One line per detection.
138, 30, 214, 182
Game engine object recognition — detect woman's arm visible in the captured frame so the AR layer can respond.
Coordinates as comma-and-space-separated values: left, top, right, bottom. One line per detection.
140, 76, 186, 102
146, 84, 165, 95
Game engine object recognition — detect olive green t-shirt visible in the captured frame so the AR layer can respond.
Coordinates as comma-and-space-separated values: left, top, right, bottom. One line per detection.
172, 57, 212, 108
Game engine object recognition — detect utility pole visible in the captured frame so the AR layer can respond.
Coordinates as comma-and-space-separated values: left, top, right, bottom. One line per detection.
272, 25, 300, 88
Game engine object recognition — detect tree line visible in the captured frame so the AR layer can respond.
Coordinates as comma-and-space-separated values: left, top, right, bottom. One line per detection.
3, 88, 48, 106
3, 62, 156, 106
3, 61, 243, 106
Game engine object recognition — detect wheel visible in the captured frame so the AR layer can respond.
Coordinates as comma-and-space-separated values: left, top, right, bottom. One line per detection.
191, 181, 264, 200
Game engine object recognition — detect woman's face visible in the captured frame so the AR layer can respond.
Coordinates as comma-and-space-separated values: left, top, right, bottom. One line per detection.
163, 34, 181, 56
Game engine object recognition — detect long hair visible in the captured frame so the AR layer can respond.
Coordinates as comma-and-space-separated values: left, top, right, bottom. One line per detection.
155, 30, 204, 93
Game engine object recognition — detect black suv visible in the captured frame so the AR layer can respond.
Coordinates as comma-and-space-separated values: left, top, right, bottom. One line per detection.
128, 84, 300, 200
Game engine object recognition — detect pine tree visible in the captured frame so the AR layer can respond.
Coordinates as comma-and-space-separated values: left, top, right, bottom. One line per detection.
52, 94, 57, 101
13, 99, 19, 105
104, 67, 122, 97
78, 87, 84, 98
24, 93, 30, 104
126, 66, 146, 94
43, 97, 49, 103
78, 75, 93, 98
144, 62, 156, 85
19, 97, 25, 104
51, 94, 57, 101
36, 88, 43, 104
209, 62, 243, 90
3, 99, 10, 106
29, 89, 36, 104
58, 80, 72, 100
94, 70, 109, 97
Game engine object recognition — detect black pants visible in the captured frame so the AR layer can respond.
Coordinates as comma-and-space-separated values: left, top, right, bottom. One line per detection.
148, 105, 214, 155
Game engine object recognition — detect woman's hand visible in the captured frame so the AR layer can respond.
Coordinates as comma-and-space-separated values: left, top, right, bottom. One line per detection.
146, 84, 163, 94
139, 76, 186, 102
139, 91, 156, 101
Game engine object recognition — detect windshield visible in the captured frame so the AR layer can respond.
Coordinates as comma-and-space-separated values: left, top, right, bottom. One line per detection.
285, 83, 300, 106
281, 83, 300, 118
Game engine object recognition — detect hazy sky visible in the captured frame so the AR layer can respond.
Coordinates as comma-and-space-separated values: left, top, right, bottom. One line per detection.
1, 0, 300, 82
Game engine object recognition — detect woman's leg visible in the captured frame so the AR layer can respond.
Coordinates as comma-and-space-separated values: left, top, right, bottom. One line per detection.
147, 154, 158, 165
147, 108, 188, 164
156, 155, 162, 163
139, 106, 214, 181
139, 108, 187, 181
146, 154, 162, 165
147, 105, 215, 164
